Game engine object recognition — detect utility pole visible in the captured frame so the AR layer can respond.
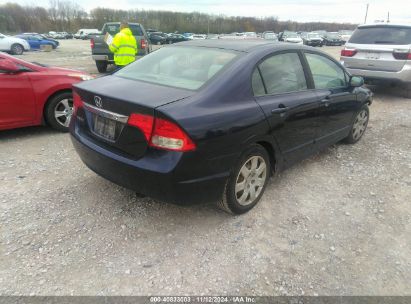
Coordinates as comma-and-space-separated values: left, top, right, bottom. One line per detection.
387, 11, 390, 23
364, 3, 369, 24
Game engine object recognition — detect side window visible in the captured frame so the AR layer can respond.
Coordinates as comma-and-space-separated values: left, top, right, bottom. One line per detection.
258, 52, 307, 95
305, 53, 347, 89
252, 69, 265, 96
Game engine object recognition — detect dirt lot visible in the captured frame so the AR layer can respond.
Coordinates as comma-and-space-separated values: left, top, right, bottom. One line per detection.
0, 39, 410, 296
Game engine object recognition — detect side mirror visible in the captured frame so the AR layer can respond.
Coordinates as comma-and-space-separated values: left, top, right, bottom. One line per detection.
350, 76, 364, 87
0, 59, 20, 73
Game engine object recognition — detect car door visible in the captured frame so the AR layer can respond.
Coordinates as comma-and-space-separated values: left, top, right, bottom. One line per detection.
0, 65, 36, 128
0, 34, 9, 50
29, 36, 40, 49
303, 52, 358, 148
253, 51, 320, 165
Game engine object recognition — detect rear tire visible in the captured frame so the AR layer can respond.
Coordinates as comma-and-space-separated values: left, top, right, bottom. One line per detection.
344, 104, 369, 144
45, 92, 73, 132
11, 43, 24, 55
95, 60, 108, 73
218, 144, 270, 214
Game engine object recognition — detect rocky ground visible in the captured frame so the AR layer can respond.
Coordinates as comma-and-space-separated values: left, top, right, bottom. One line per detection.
0, 40, 410, 296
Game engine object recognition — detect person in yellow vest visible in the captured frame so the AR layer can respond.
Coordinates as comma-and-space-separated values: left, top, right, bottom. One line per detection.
109, 22, 137, 69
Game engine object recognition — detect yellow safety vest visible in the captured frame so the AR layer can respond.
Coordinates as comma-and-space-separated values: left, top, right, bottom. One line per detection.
109, 28, 138, 66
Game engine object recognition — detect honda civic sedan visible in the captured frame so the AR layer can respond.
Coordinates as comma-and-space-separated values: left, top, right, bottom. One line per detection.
70, 40, 372, 214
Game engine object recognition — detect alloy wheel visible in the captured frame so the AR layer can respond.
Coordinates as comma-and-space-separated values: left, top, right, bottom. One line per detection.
235, 156, 267, 206
54, 98, 73, 127
352, 109, 368, 141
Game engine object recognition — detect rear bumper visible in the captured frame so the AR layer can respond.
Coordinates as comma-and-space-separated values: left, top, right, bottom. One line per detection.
70, 132, 228, 205
343, 63, 411, 84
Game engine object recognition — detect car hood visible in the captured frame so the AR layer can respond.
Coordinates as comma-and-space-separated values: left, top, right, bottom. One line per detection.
74, 75, 194, 108
286, 37, 302, 42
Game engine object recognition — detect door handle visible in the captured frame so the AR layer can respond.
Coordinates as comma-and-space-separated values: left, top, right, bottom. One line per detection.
320, 96, 331, 107
271, 107, 288, 114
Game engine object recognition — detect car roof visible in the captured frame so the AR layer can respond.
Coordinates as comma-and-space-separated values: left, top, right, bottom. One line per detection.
174, 40, 310, 52
358, 23, 411, 29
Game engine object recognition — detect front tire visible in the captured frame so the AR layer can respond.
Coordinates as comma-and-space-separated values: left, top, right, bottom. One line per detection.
344, 104, 369, 144
95, 60, 108, 73
11, 43, 24, 55
218, 144, 270, 214
45, 92, 73, 132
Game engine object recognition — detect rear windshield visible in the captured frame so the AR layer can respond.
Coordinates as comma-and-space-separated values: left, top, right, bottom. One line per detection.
103, 24, 143, 36
349, 26, 411, 45
115, 46, 238, 90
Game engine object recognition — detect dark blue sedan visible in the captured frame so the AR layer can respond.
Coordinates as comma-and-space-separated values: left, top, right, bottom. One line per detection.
70, 40, 372, 214
14, 34, 57, 50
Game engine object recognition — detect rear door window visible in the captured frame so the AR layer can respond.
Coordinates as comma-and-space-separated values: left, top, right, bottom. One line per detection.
349, 26, 411, 45
305, 53, 347, 89
257, 52, 307, 95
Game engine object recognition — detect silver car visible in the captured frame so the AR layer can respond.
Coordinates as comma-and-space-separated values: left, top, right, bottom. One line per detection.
341, 24, 411, 96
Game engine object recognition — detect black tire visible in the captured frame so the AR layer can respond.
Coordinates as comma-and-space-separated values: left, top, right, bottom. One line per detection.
11, 43, 24, 55
344, 104, 369, 144
95, 60, 108, 73
45, 92, 73, 132
218, 144, 271, 214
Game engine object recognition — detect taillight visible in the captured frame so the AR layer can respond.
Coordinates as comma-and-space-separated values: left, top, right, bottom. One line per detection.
90, 38, 95, 49
127, 114, 196, 152
341, 48, 357, 57
393, 49, 411, 60
73, 92, 83, 115
127, 113, 154, 141
141, 39, 146, 49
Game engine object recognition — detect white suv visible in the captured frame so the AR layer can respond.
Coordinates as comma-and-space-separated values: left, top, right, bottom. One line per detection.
341, 24, 411, 97
0, 33, 30, 55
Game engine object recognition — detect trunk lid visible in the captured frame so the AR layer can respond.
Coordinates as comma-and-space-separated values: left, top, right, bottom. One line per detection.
343, 43, 410, 72
73, 76, 193, 159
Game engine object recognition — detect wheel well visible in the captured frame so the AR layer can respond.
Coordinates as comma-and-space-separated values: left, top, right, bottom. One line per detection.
42, 89, 72, 125
256, 141, 277, 173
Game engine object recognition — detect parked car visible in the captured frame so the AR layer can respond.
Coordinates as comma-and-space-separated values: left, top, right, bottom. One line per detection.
0, 33, 30, 55
301, 32, 323, 47
168, 33, 189, 44
70, 40, 372, 214
0, 52, 93, 132
278, 32, 303, 44
74, 29, 99, 39
148, 32, 167, 45
339, 30, 354, 42
262, 32, 278, 41
322, 32, 344, 46
24, 33, 60, 47
15, 34, 58, 50
91, 22, 151, 73
341, 23, 411, 97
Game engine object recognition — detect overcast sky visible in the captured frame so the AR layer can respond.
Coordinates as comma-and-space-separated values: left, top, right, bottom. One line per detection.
3, 0, 411, 23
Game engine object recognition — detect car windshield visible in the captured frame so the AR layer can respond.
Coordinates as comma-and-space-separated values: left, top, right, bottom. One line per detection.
308, 33, 321, 38
264, 33, 276, 39
104, 24, 143, 36
349, 26, 411, 45
285, 33, 298, 38
115, 46, 239, 90
327, 33, 340, 38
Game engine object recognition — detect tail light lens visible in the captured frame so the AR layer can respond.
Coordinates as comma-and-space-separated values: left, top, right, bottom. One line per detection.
90, 38, 95, 49
73, 92, 83, 115
393, 50, 411, 60
141, 39, 147, 49
127, 114, 196, 152
341, 48, 357, 57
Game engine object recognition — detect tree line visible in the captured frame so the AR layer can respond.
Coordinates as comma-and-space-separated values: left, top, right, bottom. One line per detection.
0, 1, 357, 35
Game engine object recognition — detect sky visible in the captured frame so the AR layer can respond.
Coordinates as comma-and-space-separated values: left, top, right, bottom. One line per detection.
3, 0, 411, 24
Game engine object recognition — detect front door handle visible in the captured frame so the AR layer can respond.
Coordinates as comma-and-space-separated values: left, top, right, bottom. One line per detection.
320, 96, 331, 107
271, 107, 289, 114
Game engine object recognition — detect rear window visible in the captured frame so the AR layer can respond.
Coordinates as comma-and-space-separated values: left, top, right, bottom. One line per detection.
349, 26, 411, 45
115, 46, 238, 90
104, 24, 143, 36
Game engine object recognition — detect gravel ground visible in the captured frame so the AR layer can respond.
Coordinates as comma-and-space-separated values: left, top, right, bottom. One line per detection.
0, 40, 410, 296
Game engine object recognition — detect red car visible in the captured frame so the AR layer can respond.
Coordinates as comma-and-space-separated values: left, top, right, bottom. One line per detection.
0, 52, 93, 132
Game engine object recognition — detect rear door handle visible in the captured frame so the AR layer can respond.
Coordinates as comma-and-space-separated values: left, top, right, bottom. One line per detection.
271, 107, 289, 114
321, 96, 331, 107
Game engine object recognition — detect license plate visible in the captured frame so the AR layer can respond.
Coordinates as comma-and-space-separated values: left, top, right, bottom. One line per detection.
365, 52, 380, 60
93, 115, 117, 141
